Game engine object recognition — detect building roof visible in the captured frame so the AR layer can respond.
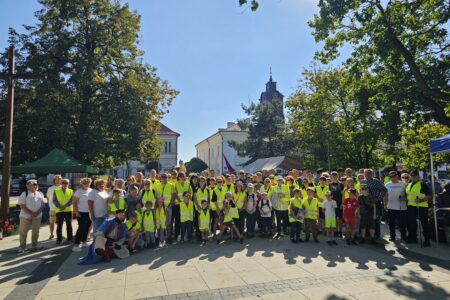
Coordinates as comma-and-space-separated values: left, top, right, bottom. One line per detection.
157, 123, 180, 137
240, 156, 301, 173
195, 122, 248, 147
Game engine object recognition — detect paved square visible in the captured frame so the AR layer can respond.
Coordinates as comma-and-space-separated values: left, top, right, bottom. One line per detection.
0, 224, 449, 300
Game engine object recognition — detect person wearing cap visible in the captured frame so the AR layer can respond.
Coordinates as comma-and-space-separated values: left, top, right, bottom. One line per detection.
224, 176, 235, 194
405, 170, 431, 246
156, 173, 176, 242
234, 181, 247, 234
323, 191, 338, 245
358, 184, 378, 244
244, 183, 258, 237
53, 178, 74, 245
271, 176, 291, 238
384, 171, 407, 242
289, 189, 304, 243
174, 172, 192, 242
46, 175, 62, 240
258, 191, 273, 237
72, 177, 93, 252
17, 180, 45, 253
216, 192, 243, 244
79, 209, 127, 264
238, 170, 247, 184
302, 188, 320, 242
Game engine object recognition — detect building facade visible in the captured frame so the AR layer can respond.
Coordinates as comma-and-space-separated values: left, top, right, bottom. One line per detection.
195, 122, 249, 175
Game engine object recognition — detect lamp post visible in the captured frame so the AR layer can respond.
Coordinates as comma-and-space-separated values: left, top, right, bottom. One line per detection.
0, 45, 46, 218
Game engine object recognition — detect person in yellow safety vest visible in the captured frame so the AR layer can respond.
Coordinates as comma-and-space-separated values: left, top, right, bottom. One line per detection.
286, 176, 298, 197
234, 181, 247, 234
148, 169, 161, 192
134, 201, 144, 225
315, 176, 329, 232
302, 188, 319, 242
140, 179, 156, 207
53, 178, 73, 244
174, 172, 192, 242
179, 191, 194, 242
289, 188, 305, 243
300, 178, 311, 199
142, 201, 156, 248
406, 170, 431, 246
125, 212, 143, 253
216, 193, 243, 244
155, 197, 168, 248
198, 200, 210, 243
157, 173, 175, 241
108, 188, 127, 217
271, 176, 291, 238
194, 177, 209, 240
211, 177, 226, 237
224, 176, 235, 194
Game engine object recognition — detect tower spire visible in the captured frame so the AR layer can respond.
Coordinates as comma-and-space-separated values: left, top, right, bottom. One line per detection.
269, 67, 272, 81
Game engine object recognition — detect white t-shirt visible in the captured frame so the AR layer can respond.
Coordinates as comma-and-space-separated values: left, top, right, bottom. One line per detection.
323, 200, 337, 218
88, 189, 109, 218
46, 185, 60, 211
386, 182, 407, 210
18, 190, 44, 219
258, 199, 272, 217
74, 188, 92, 213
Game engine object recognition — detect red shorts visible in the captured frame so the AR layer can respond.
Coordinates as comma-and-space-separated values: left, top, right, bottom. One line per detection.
344, 218, 355, 226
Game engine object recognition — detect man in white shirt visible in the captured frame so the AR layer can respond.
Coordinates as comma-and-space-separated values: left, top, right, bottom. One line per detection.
18, 180, 45, 253
384, 171, 407, 242
46, 175, 62, 239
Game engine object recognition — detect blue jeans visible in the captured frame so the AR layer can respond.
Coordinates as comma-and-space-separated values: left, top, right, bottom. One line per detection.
93, 217, 106, 233
180, 221, 193, 240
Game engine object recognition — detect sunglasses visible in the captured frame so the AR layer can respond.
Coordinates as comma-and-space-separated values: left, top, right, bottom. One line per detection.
62, 182, 68, 185
144, 183, 150, 186
389, 175, 397, 178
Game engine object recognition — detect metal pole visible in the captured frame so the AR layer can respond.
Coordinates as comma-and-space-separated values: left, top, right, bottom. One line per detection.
430, 152, 439, 244
0, 46, 15, 218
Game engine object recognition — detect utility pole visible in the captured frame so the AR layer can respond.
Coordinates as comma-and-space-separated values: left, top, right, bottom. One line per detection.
0, 45, 46, 218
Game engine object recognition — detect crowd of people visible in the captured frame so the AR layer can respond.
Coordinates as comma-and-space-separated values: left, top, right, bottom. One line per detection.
16, 167, 438, 263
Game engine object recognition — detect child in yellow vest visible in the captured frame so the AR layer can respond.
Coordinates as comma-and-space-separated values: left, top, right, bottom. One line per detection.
198, 200, 210, 243
217, 192, 243, 244
289, 189, 305, 243
180, 191, 194, 242
142, 201, 156, 248
125, 212, 143, 253
155, 197, 168, 248
302, 188, 319, 242
134, 201, 143, 225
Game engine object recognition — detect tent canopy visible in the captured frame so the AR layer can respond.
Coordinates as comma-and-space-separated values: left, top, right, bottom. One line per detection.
11, 148, 99, 174
430, 134, 450, 154
241, 156, 301, 174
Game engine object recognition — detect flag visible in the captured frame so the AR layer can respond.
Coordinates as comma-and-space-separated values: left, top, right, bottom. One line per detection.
223, 154, 236, 174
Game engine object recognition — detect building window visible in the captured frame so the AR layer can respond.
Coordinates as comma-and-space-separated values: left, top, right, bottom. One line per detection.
164, 142, 168, 153
168, 141, 172, 153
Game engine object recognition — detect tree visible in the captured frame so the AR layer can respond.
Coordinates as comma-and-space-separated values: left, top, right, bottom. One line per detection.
0, 0, 177, 170
308, 0, 450, 126
230, 98, 290, 163
185, 157, 208, 174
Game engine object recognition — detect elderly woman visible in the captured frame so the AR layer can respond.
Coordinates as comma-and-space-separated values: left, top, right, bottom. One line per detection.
72, 178, 93, 252
18, 180, 45, 253
88, 179, 109, 232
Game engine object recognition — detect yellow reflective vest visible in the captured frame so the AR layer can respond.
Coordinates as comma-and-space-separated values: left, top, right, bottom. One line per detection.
125, 220, 142, 232
302, 198, 319, 220
143, 210, 155, 233
141, 189, 156, 206
196, 188, 209, 210
180, 200, 194, 222
406, 182, 427, 207
155, 207, 166, 229
54, 188, 73, 213
198, 209, 210, 231
289, 197, 303, 223
315, 185, 329, 207
176, 181, 191, 205
108, 198, 125, 215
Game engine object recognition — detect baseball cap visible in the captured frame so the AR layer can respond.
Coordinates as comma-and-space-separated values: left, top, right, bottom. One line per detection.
277, 175, 283, 180
247, 183, 253, 188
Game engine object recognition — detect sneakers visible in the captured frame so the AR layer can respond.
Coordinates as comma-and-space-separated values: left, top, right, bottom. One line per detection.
158, 242, 163, 248
72, 245, 83, 252
177, 236, 181, 242
17, 248, 26, 254
80, 242, 88, 248
332, 240, 338, 246
30, 245, 44, 252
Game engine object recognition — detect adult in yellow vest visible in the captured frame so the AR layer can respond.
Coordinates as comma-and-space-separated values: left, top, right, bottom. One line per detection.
406, 170, 431, 246
142, 201, 156, 248
180, 191, 194, 242
271, 176, 291, 237
108, 189, 126, 217
46, 174, 62, 240
156, 173, 176, 242
140, 180, 156, 207
289, 189, 304, 243
234, 181, 247, 234
194, 177, 209, 239
302, 188, 319, 242
53, 178, 73, 244
211, 177, 227, 237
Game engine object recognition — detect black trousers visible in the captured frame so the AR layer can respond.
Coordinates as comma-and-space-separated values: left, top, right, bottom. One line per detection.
388, 209, 407, 240
290, 221, 302, 240
275, 210, 289, 234
172, 205, 181, 237
243, 211, 255, 234
74, 212, 91, 244
56, 211, 73, 242
407, 206, 430, 242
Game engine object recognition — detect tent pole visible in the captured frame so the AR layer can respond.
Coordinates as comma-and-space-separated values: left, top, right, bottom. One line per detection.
430, 152, 439, 244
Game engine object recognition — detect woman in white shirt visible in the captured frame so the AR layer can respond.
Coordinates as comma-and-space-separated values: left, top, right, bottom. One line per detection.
88, 179, 109, 232
18, 180, 45, 253
72, 178, 93, 252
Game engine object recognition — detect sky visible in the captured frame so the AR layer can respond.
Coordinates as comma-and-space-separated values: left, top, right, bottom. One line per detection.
0, 0, 324, 161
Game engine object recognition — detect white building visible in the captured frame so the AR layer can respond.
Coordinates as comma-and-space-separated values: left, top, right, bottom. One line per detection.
111, 123, 180, 177
195, 122, 249, 175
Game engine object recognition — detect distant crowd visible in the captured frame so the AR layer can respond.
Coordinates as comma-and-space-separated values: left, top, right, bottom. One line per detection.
16, 167, 442, 262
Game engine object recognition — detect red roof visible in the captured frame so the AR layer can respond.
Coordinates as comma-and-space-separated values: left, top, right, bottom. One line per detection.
157, 123, 180, 136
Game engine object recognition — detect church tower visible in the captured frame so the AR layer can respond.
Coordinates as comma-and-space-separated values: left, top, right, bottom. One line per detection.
258, 69, 284, 117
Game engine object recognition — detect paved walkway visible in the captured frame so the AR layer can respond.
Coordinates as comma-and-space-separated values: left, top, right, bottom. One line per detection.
0, 223, 449, 300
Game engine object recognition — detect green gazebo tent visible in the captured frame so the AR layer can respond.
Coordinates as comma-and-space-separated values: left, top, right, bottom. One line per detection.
11, 148, 99, 174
